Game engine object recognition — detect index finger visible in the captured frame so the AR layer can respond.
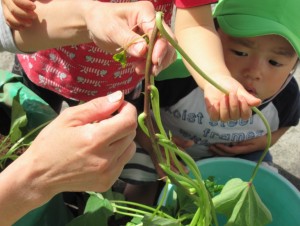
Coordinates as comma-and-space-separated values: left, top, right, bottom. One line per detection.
59, 91, 125, 126
95, 101, 138, 143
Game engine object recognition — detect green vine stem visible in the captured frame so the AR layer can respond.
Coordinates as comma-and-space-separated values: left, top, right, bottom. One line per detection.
141, 14, 216, 226
111, 200, 176, 220
119, 11, 272, 225
155, 11, 272, 183
249, 108, 272, 182
142, 22, 164, 164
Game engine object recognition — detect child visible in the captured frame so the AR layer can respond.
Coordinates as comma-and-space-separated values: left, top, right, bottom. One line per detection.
120, 0, 300, 205
4, 0, 260, 120
1, 0, 37, 30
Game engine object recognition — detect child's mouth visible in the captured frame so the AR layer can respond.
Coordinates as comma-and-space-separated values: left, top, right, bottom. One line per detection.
246, 87, 257, 97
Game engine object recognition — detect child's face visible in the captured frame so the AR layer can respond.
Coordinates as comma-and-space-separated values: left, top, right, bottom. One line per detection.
218, 29, 298, 100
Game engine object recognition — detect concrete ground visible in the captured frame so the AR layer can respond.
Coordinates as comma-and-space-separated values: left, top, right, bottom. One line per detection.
0, 51, 299, 190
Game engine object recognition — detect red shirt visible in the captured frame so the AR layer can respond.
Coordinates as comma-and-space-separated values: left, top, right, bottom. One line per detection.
18, 0, 217, 102
175, 0, 217, 8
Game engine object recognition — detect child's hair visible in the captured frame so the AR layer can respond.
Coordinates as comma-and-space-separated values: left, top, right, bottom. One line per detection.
213, 0, 300, 57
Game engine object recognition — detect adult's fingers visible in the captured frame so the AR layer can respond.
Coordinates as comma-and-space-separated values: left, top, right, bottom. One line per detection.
151, 21, 176, 61
105, 126, 136, 160
152, 38, 177, 75
116, 142, 136, 168
59, 91, 125, 126
119, 2, 155, 57
94, 139, 136, 192
94, 101, 137, 144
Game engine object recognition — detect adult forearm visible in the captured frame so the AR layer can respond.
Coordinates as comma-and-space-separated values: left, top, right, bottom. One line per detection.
0, 153, 50, 226
13, 0, 94, 52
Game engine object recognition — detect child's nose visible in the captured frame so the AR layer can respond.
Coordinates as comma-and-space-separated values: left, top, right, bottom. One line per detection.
243, 59, 263, 81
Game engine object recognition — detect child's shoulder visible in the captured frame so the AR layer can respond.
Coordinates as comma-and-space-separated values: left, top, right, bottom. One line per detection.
272, 76, 300, 126
278, 77, 300, 100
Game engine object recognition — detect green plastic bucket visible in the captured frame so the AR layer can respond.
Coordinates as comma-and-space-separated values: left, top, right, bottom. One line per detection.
161, 157, 300, 226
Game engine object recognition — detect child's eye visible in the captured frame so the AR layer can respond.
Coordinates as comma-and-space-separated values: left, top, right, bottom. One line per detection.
231, 49, 247, 56
269, 60, 282, 67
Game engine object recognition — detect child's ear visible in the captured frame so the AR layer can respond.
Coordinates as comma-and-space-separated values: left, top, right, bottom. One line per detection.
290, 59, 299, 75
290, 68, 296, 75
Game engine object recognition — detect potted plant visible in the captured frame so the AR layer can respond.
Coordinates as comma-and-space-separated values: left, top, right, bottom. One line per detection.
161, 157, 300, 226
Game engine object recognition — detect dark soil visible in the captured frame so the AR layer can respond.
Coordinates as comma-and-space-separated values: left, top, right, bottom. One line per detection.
0, 133, 27, 170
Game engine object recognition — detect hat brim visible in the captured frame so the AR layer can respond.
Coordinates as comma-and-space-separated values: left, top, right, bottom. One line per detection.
217, 15, 300, 57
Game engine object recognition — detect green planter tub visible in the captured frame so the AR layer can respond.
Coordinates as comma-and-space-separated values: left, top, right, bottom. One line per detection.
161, 157, 300, 226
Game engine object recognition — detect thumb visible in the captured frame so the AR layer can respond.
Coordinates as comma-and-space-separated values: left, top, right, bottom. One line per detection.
66, 91, 125, 125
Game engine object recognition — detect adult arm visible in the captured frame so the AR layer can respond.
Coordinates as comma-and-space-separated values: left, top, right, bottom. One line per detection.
2, 0, 176, 74
0, 91, 137, 226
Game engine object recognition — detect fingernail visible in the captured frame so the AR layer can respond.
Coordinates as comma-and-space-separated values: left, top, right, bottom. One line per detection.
107, 91, 122, 103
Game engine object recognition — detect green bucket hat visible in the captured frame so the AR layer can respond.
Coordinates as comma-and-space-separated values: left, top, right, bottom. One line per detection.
213, 0, 300, 57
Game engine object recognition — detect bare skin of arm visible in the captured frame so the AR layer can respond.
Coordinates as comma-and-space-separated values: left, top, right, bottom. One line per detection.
9, 1, 176, 75
175, 6, 261, 121
0, 92, 137, 226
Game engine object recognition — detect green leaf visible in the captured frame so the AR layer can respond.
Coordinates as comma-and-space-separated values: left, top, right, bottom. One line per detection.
142, 213, 181, 226
67, 192, 113, 226
204, 176, 224, 197
126, 216, 143, 226
113, 50, 127, 68
101, 189, 125, 202
10, 91, 28, 143
213, 178, 272, 226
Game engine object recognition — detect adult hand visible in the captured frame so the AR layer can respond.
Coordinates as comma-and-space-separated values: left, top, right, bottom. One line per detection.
0, 91, 137, 225
85, 1, 177, 76
8, 0, 177, 73
1, 0, 37, 30
29, 91, 137, 194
